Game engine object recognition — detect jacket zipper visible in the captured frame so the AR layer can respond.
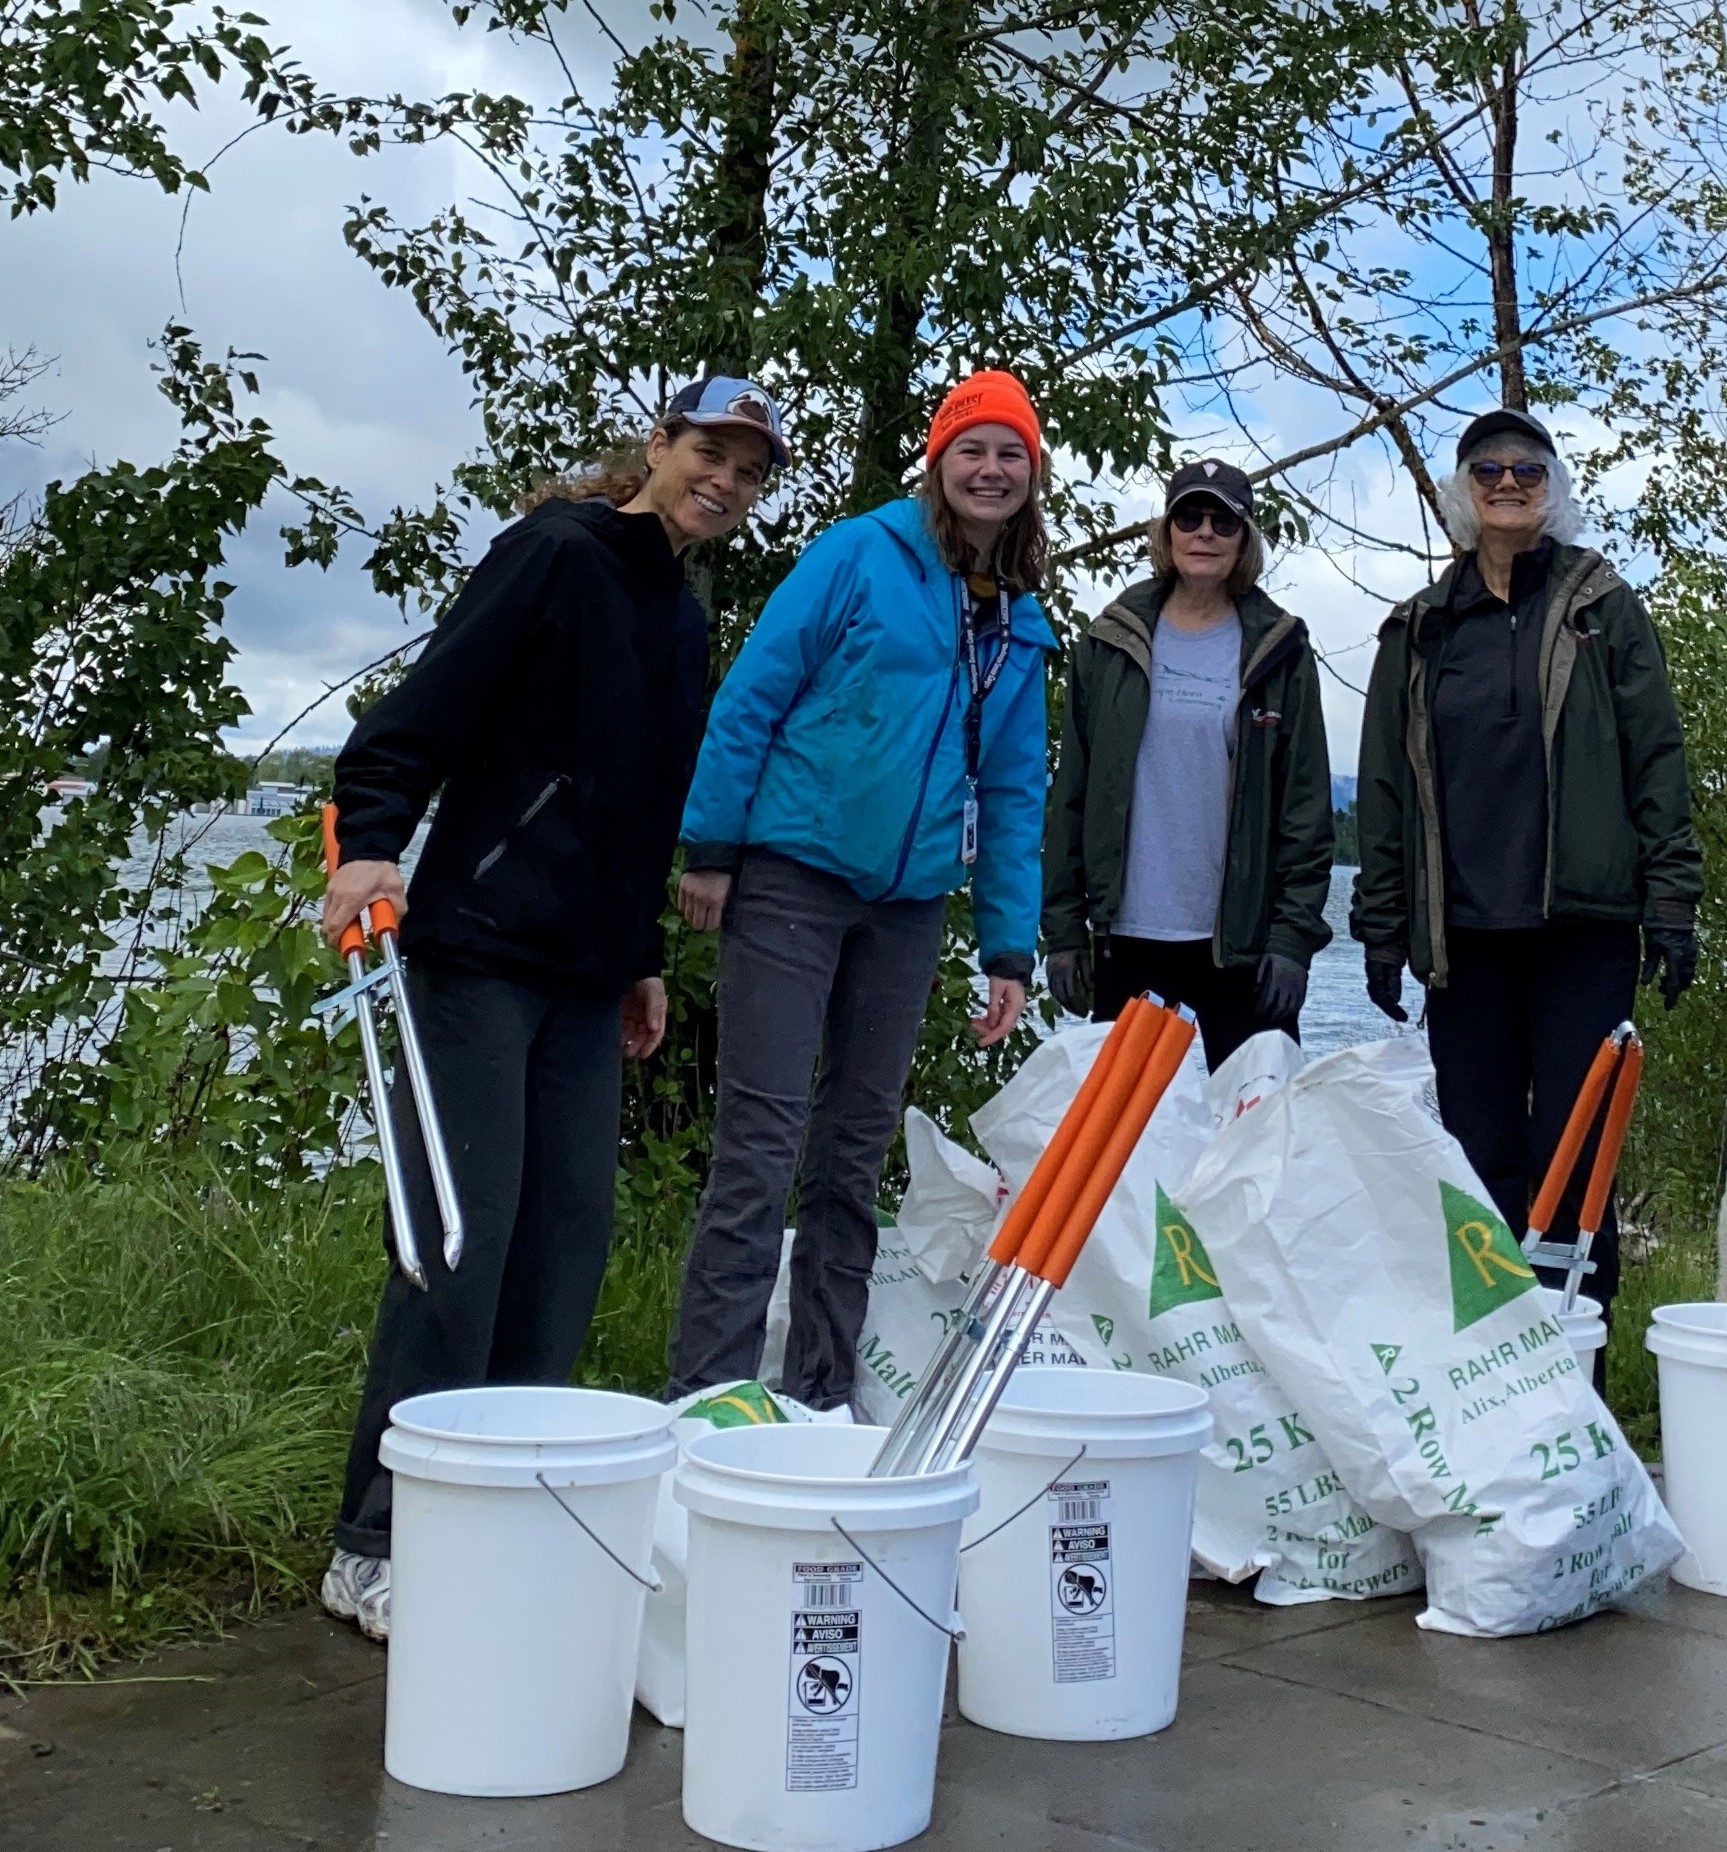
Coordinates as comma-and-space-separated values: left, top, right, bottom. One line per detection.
1508, 610, 1519, 717
474, 775, 567, 879
883, 586, 966, 899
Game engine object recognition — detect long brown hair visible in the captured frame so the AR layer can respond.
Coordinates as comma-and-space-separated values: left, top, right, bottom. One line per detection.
918, 457, 1050, 593
517, 414, 695, 514
1146, 511, 1266, 600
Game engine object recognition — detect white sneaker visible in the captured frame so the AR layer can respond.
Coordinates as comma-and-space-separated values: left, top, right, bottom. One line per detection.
321, 1549, 391, 1642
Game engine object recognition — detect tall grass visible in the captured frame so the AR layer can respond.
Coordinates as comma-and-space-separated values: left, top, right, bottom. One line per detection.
0, 1150, 688, 1680
0, 1158, 376, 1678
1605, 1220, 1719, 1459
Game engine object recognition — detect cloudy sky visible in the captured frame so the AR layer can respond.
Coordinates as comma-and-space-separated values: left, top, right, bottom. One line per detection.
2, 1, 1522, 774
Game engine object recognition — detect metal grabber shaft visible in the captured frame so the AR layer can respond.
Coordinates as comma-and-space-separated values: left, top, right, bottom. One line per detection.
919, 1002, 1197, 1477
868, 995, 1158, 1478
321, 805, 466, 1287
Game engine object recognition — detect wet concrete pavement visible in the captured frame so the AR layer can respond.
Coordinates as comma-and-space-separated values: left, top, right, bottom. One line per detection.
4, 1576, 1726, 1852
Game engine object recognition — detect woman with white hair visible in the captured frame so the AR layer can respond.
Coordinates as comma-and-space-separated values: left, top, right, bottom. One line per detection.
1352, 407, 1702, 1347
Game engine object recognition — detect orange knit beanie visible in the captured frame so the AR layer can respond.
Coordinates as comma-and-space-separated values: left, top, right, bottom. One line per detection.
925, 370, 1042, 468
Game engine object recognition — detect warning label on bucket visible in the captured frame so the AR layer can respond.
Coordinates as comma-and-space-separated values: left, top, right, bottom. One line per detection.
787, 1561, 862, 1792
1048, 1480, 1115, 1683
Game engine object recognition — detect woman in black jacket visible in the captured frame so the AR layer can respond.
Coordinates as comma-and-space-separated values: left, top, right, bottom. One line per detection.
1352, 407, 1701, 1348
319, 377, 788, 1641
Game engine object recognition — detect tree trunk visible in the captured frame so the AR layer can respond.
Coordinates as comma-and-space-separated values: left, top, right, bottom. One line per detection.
689, 0, 783, 617
704, 0, 780, 376
1486, 40, 1526, 410
848, 0, 973, 511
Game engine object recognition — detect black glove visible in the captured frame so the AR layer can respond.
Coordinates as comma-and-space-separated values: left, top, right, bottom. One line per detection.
1640, 926, 1698, 1010
1365, 950, 1408, 1023
1045, 947, 1092, 1016
1255, 952, 1307, 1023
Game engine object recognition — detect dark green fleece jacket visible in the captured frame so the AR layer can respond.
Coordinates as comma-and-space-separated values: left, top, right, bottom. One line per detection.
1349, 543, 1703, 985
1043, 579, 1334, 969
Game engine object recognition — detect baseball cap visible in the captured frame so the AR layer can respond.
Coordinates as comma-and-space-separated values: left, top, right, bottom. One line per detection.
1165, 458, 1254, 521
665, 376, 791, 469
1455, 408, 1556, 465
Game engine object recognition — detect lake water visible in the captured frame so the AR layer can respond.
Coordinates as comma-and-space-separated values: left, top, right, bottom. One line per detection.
152, 816, 1409, 1053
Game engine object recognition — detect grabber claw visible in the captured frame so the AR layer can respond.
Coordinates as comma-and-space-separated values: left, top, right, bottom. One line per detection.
321, 804, 466, 1286
1522, 1022, 1644, 1313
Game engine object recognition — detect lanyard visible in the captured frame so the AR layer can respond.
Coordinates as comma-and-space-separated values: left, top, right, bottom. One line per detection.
961, 583, 1012, 786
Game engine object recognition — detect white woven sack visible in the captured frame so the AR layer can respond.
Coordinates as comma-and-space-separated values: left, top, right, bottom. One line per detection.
1176, 1035, 1682, 1635
973, 1026, 1420, 1606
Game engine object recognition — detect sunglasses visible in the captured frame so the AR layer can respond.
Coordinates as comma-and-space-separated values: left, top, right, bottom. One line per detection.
1470, 459, 1549, 488
1171, 502, 1244, 538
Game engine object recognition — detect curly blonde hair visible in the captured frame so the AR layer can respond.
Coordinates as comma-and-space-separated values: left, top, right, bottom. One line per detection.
517, 414, 695, 514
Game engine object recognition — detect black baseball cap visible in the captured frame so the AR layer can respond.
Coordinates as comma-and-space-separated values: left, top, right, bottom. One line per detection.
1455, 408, 1556, 465
665, 375, 791, 469
1166, 458, 1254, 521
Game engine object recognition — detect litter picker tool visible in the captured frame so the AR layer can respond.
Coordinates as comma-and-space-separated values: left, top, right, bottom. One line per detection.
1521, 1021, 1643, 1312
315, 803, 464, 1290
871, 996, 1197, 1478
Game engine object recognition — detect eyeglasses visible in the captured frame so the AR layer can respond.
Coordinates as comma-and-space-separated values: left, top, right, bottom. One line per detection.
1171, 502, 1244, 538
1470, 459, 1549, 488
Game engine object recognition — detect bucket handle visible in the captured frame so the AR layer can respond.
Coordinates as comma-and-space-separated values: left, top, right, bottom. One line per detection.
829, 1520, 966, 1643
536, 1472, 665, 1594
959, 1444, 1089, 1556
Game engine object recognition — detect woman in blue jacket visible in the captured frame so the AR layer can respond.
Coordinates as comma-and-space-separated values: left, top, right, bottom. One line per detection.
668, 371, 1056, 1410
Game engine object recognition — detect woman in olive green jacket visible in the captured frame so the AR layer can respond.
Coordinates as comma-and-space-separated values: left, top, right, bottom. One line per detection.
1351, 407, 1701, 1331
1042, 460, 1334, 1070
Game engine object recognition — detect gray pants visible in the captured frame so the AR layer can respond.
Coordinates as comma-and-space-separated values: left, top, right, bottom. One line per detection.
669, 851, 945, 1410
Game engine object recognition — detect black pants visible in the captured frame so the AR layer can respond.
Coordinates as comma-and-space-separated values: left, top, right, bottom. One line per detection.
667, 851, 945, 1411
335, 957, 622, 1556
1424, 923, 1640, 1325
1093, 934, 1296, 1073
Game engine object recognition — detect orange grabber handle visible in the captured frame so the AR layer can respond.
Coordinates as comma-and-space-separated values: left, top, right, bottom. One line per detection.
1527, 1032, 1620, 1237
1041, 1010, 1197, 1289
987, 995, 1146, 1266
1014, 997, 1168, 1280
1579, 1031, 1643, 1236
322, 802, 399, 959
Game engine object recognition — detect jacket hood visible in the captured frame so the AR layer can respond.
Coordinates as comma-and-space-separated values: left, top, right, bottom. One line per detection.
863, 497, 1058, 650
1100, 578, 1308, 685
1385, 541, 1619, 647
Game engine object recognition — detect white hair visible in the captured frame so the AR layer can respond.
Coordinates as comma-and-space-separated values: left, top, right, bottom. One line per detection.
1436, 431, 1584, 549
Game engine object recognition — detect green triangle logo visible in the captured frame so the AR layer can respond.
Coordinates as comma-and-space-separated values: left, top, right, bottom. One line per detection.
685, 1381, 788, 1429
1372, 1343, 1402, 1375
1150, 1186, 1224, 1316
1091, 1313, 1115, 1347
1441, 1181, 1538, 1331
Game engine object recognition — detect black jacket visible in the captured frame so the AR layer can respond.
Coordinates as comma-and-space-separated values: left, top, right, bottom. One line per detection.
333, 497, 707, 994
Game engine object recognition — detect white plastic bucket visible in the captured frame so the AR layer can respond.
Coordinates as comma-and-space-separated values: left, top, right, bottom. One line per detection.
956, 1367, 1211, 1741
379, 1385, 675, 1796
1647, 1304, 1727, 1595
1541, 1289, 1606, 1369
676, 1422, 977, 1852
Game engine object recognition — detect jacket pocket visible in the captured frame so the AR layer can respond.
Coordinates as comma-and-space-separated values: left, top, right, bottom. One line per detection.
474, 775, 569, 880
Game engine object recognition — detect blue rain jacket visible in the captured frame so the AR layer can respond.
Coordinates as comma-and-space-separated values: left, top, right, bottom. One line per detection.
680, 497, 1056, 973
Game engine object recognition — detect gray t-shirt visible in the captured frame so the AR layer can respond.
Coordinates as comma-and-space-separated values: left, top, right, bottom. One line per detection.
1114, 612, 1240, 941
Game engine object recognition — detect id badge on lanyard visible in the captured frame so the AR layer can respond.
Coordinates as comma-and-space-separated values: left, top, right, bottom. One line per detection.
960, 586, 1010, 867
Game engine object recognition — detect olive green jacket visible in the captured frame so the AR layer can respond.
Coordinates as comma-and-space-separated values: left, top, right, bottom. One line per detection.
1348, 543, 1703, 985
1042, 580, 1335, 969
